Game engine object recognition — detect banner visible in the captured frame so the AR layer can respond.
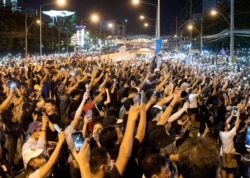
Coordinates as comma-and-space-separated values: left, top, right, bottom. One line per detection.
155, 38, 162, 54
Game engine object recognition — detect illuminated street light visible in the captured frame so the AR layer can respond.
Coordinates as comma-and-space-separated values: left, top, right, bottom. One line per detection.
210, 10, 230, 25
187, 23, 203, 54
91, 14, 100, 23
108, 23, 114, 34
132, 0, 160, 39
39, 0, 65, 56
139, 15, 156, 36
90, 13, 102, 39
211, 6, 235, 63
108, 23, 113, 28
188, 24, 193, 53
144, 23, 149, 27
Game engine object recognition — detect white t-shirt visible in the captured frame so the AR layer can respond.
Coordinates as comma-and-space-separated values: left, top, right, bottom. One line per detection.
188, 93, 199, 109
219, 127, 236, 155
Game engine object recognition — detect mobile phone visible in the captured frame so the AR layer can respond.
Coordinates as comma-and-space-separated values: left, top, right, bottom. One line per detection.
72, 131, 84, 152
246, 125, 250, 148
135, 93, 141, 104
153, 90, 157, 96
8, 80, 16, 88
86, 110, 92, 121
233, 106, 238, 116
85, 84, 89, 90
53, 124, 61, 133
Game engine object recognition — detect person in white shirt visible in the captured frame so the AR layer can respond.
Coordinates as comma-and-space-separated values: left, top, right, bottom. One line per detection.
187, 87, 200, 127
219, 104, 243, 178
22, 132, 65, 178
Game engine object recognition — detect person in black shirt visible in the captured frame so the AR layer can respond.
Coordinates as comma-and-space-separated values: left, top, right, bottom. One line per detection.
43, 98, 61, 143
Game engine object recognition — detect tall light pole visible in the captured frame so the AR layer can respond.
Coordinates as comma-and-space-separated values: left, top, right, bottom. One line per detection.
188, 23, 202, 54
25, 14, 39, 57
132, 0, 160, 38
188, 24, 193, 53
89, 13, 101, 50
230, 0, 235, 63
39, 0, 65, 56
211, 6, 234, 63
157, 0, 160, 38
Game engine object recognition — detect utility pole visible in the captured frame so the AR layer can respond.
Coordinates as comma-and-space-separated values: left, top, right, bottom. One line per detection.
230, 0, 234, 63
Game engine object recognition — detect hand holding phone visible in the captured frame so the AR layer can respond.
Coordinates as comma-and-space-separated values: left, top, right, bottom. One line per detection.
72, 131, 84, 152
232, 106, 238, 116
86, 110, 93, 121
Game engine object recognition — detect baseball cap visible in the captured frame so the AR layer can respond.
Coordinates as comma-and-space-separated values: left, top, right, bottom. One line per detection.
102, 115, 123, 128
22, 148, 44, 168
27, 121, 42, 134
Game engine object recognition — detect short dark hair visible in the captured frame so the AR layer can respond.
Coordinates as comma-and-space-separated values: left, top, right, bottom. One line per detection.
44, 98, 56, 106
128, 87, 138, 95
142, 153, 168, 178
178, 137, 220, 178
99, 126, 118, 150
90, 147, 108, 174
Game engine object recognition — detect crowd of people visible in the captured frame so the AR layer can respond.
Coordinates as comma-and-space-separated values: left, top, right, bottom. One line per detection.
0, 53, 249, 178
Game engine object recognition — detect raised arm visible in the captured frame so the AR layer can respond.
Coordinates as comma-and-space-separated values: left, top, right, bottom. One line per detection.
71, 92, 89, 129
167, 102, 189, 123
157, 89, 182, 125
39, 132, 65, 178
115, 104, 140, 175
135, 102, 146, 143
72, 138, 92, 178
155, 72, 171, 92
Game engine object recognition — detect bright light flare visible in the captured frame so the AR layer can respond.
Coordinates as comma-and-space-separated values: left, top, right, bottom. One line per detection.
108, 23, 113, 28
57, 0, 65, 6
188, 24, 193, 30
91, 14, 100, 23
140, 15, 145, 20
210, 9, 218, 16
132, 0, 140, 5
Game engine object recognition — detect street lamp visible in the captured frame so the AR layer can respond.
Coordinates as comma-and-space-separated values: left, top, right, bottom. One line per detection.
39, 0, 65, 56
108, 23, 114, 34
187, 23, 203, 54
211, 6, 234, 63
188, 24, 193, 53
90, 13, 100, 36
139, 15, 156, 36
132, 0, 160, 39
25, 14, 39, 57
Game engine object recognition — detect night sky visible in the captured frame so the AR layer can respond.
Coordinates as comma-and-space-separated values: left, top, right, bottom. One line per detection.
24, 0, 201, 36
